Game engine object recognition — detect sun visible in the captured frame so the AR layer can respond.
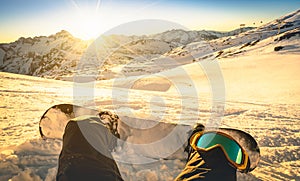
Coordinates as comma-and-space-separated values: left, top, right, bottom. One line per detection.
76, 12, 103, 40
68, 0, 104, 40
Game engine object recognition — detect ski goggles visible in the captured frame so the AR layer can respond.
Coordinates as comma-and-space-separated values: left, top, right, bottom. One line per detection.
189, 131, 249, 171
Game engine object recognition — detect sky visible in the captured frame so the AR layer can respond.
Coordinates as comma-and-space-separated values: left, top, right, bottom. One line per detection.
0, 0, 299, 43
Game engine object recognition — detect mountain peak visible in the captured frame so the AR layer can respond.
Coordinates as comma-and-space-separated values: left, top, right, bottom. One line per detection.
55, 30, 72, 36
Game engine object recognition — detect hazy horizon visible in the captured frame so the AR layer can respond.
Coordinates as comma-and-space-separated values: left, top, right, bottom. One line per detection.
1, 0, 300, 43
0, 24, 256, 43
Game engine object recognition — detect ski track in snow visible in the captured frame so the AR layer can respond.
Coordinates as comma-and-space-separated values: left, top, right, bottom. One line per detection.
0, 72, 299, 181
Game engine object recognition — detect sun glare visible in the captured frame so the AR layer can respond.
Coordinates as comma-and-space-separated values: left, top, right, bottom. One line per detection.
68, 0, 104, 40
76, 12, 103, 40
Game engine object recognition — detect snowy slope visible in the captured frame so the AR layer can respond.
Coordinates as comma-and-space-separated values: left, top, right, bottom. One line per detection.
165, 9, 300, 61
0, 51, 299, 180
0, 9, 300, 181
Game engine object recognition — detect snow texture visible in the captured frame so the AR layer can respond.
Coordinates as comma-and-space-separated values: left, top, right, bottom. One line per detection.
0, 9, 300, 181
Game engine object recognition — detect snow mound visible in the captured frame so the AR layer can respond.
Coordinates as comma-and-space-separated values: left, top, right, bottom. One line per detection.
115, 75, 172, 92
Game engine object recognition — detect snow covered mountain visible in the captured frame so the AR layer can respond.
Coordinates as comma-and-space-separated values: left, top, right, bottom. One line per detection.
0, 30, 89, 79
165, 9, 300, 61
150, 27, 254, 45
0, 9, 299, 81
0, 25, 253, 80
